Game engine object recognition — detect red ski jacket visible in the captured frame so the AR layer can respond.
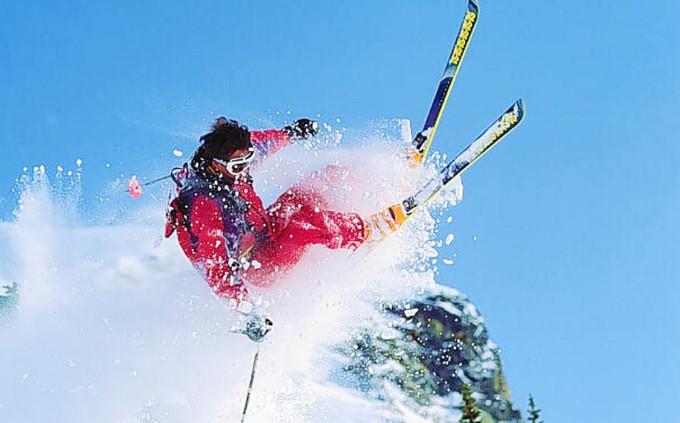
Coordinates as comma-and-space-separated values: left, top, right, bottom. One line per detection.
166, 128, 367, 304
165, 129, 291, 302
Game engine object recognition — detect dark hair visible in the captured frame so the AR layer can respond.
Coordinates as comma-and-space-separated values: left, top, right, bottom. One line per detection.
191, 117, 251, 177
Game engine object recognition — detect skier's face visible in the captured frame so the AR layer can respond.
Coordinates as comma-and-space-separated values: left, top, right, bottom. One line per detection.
211, 147, 255, 182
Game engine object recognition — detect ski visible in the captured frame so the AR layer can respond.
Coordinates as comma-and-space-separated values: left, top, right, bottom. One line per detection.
372, 99, 525, 234
409, 0, 480, 166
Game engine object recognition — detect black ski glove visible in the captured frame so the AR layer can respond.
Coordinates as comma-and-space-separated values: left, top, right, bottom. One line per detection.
283, 118, 319, 140
243, 312, 273, 343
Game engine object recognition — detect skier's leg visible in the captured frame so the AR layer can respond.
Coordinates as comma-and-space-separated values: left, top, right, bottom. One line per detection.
269, 164, 351, 217
266, 164, 353, 233
246, 189, 366, 286
291, 164, 350, 199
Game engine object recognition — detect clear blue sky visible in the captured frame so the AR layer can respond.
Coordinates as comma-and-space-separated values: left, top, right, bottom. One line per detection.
2, 1, 679, 421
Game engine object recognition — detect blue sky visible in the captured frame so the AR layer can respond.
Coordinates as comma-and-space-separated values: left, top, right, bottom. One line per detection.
2, 1, 679, 421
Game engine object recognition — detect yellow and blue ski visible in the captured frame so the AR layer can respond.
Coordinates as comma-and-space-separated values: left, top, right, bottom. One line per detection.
367, 99, 525, 240
409, 0, 480, 166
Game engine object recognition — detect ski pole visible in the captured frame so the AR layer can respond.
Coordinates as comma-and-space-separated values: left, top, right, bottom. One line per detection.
241, 347, 261, 423
139, 174, 173, 187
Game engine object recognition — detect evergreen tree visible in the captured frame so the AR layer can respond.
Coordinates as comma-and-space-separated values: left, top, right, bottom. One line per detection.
527, 394, 543, 423
460, 383, 481, 423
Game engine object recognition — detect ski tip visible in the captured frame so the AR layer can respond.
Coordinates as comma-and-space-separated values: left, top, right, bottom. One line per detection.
468, 0, 480, 13
515, 98, 526, 120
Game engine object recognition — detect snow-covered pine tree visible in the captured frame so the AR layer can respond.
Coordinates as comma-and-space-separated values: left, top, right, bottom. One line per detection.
528, 394, 543, 423
460, 384, 481, 423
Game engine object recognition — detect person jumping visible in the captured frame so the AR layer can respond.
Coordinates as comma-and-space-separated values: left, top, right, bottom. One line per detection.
165, 117, 405, 341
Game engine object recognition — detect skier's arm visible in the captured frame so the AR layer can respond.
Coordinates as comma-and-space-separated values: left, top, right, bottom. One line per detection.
250, 119, 319, 162
250, 129, 292, 160
190, 197, 250, 303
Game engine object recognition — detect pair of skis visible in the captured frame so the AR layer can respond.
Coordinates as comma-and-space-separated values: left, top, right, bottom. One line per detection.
368, 0, 525, 236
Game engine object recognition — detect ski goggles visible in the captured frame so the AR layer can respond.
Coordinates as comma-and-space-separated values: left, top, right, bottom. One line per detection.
212, 148, 255, 177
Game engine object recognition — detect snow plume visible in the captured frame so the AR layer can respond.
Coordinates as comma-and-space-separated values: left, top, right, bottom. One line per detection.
0, 121, 464, 422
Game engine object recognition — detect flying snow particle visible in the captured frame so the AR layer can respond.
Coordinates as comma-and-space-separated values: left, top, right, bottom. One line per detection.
173, 149, 184, 158
443, 259, 455, 265
447, 216, 453, 223
237, 301, 254, 314
251, 260, 262, 270
381, 328, 398, 340
473, 235, 478, 241
445, 234, 455, 245
404, 308, 419, 318
76, 159, 83, 167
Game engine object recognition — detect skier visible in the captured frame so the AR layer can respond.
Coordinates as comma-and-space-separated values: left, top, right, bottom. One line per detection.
165, 117, 403, 341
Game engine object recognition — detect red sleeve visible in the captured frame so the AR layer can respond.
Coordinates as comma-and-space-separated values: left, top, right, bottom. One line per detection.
190, 196, 249, 303
250, 129, 292, 158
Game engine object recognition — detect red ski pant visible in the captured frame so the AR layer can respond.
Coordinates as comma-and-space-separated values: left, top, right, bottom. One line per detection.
246, 167, 366, 286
